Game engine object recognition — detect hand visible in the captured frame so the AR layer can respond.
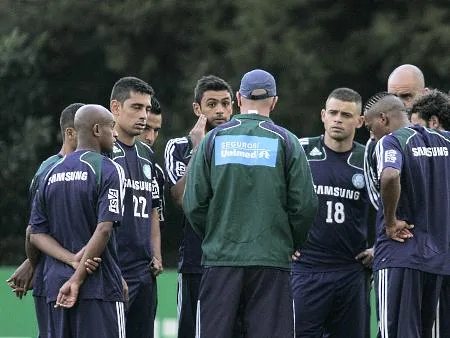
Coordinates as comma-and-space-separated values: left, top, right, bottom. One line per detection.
150, 256, 163, 276
121, 277, 129, 305
189, 114, 207, 149
291, 250, 301, 262
70, 247, 102, 274
55, 278, 81, 308
355, 248, 374, 268
385, 219, 414, 242
6, 259, 34, 299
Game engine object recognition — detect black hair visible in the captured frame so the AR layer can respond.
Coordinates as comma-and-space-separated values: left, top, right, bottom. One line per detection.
194, 75, 233, 104
327, 87, 362, 112
150, 96, 162, 115
110, 76, 154, 103
60, 103, 85, 139
411, 89, 450, 130
364, 92, 394, 113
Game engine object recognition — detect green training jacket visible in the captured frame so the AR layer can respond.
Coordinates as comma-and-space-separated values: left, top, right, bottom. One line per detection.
183, 113, 318, 269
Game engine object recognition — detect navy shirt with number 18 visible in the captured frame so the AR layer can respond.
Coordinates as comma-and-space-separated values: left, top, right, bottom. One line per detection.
293, 136, 370, 272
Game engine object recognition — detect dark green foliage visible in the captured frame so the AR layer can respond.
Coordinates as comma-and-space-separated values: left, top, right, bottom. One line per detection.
0, 0, 448, 264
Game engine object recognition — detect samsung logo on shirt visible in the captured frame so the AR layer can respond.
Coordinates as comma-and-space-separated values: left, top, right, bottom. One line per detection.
48, 171, 88, 184
124, 179, 152, 192
411, 146, 448, 157
314, 185, 360, 200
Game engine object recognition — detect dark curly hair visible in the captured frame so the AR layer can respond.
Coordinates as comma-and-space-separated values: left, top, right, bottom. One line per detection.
411, 89, 450, 130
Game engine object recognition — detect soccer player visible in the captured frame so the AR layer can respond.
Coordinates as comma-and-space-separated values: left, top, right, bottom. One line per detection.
164, 75, 233, 338
410, 89, 450, 338
29, 104, 126, 337
138, 96, 166, 228
183, 69, 318, 338
6, 103, 101, 336
387, 64, 428, 125
365, 94, 450, 337
110, 76, 162, 338
292, 88, 372, 338
411, 89, 450, 131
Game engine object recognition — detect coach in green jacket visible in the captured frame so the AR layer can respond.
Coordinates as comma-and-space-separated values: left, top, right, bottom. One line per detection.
183, 69, 318, 338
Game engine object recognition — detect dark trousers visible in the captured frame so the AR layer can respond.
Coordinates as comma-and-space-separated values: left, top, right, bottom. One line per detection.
177, 273, 202, 338
49, 300, 125, 338
433, 275, 450, 338
125, 275, 157, 338
375, 268, 442, 338
292, 268, 370, 338
34, 295, 49, 338
196, 266, 293, 338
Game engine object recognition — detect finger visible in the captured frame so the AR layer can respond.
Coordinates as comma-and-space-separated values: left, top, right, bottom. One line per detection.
92, 257, 102, 263
86, 268, 93, 274
391, 236, 405, 243
355, 252, 366, 260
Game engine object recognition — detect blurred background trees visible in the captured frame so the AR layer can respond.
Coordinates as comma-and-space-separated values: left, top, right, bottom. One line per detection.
1, 0, 448, 265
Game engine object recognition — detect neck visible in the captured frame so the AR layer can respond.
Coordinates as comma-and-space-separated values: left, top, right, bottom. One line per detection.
241, 108, 270, 117
115, 126, 136, 146
323, 134, 353, 152
58, 143, 74, 156
75, 143, 100, 153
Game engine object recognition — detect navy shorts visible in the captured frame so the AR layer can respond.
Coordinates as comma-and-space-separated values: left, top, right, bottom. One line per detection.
433, 275, 450, 338
48, 300, 125, 338
125, 275, 157, 338
375, 267, 442, 338
292, 268, 370, 338
177, 272, 202, 338
196, 266, 293, 338
34, 295, 50, 338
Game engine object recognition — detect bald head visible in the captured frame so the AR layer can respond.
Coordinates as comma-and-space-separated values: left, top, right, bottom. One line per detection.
388, 64, 426, 109
74, 104, 116, 153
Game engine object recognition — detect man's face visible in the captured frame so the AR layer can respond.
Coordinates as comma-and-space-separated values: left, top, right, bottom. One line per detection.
410, 112, 427, 126
388, 73, 424, 109
111, 90, 151, 137
364, 113, 386, 141
138, 112, 162, 147
321, 98, 362, 142
193, 90, 232, 129
99, 116, 118, 154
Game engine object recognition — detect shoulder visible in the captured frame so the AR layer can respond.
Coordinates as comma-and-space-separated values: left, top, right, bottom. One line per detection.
348, 142, 365, 169
299, 136, 325, 160
165, 136, 189, 150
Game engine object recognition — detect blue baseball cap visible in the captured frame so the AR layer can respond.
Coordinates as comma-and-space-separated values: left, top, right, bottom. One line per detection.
239, 69, 277, 100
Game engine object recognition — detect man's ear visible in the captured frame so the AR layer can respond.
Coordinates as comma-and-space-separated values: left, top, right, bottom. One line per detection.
236, 92, 242, 108
429, 115, 440, 129
110, 100, 121, 116
269, 96, 278, 112
192, 102, 201, 117
66, 127, 76, 140
356, 115, 364, 129
93, 124, 100, 136
320, 109, 326, 122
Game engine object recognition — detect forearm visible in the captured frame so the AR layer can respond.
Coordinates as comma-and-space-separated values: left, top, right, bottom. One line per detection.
171, 148, 198, 208
70, 222, 112, 283
25, 226, 41, 268
380, 168, 401, 225
150, 209, 162, 260
30, 233, 75, 265
171, 177, 187, 208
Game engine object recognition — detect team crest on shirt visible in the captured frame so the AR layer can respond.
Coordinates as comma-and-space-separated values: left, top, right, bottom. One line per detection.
143, 164, 152, 179
352, 173, 365, 189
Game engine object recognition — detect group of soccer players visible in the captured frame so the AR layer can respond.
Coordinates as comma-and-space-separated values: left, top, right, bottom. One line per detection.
5, 64, 450, 338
